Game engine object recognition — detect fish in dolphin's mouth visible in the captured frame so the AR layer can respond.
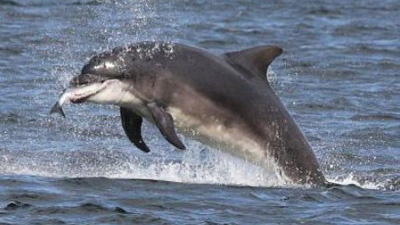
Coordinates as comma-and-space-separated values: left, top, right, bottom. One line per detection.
50, 82, 105, 117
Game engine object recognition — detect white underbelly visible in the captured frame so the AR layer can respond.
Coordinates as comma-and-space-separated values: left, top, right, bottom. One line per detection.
168, 107, 273, 168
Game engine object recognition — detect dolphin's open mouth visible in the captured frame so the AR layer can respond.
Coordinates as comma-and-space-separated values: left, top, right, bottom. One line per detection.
50, 82, 105, 117
69, 82, 105, 103
70, 94, 90, 104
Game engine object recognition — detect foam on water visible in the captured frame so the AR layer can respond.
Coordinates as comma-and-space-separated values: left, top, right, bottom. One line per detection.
327, 173, 385, 190
0, 141, 289, 188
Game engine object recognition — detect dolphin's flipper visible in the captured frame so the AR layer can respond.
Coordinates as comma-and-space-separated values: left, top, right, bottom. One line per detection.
120, 107, 150, 153
146, 102, 186, 150
223, 45, 283, 80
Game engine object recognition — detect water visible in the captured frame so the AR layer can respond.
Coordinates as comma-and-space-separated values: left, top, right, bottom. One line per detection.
0, 0, 399, 224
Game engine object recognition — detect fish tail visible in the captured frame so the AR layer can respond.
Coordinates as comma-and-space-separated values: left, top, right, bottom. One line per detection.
50, 102, 66, 117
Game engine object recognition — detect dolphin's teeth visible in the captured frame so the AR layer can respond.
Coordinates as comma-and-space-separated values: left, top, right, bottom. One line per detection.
50, 102, 66, 118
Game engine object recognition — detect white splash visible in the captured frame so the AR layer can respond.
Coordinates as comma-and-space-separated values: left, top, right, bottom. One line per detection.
0, 141, 289, 188
327, 173, 385, 190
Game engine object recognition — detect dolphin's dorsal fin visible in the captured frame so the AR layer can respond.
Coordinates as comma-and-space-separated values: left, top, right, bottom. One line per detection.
120, 107, 150, 153
223, 45, 283, 80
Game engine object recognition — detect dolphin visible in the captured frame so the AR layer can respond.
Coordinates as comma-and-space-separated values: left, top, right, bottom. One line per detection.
50, 41, 327, 186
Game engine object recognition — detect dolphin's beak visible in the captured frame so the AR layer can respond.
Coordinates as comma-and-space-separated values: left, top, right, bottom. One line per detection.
50, 79, 106, 117
69, 73, 106, 87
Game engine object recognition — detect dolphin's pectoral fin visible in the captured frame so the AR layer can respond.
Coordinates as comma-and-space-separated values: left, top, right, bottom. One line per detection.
120, 107, 150, 153
146, 102, 186, 150
223, 45, 283, 80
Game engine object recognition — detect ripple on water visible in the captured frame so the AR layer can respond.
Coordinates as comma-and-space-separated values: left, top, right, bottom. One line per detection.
0, 0, 20, 6
350, 113, 400, 122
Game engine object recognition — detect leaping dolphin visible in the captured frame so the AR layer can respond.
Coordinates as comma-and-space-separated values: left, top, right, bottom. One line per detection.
50, 41, 327, 186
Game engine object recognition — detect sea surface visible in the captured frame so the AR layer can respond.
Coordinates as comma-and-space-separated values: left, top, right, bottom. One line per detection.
0, 0, 399, 224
